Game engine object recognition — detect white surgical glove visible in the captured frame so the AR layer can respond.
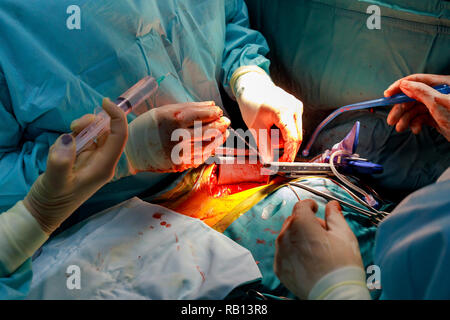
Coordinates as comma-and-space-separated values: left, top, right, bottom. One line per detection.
0, 98, 128, 275
274, 199, 370, 300
230, 66, 303, 162
24, 98, 128, 235
307, 266, 372, 300
124, 101, 230, 173
0, 201, 48, 276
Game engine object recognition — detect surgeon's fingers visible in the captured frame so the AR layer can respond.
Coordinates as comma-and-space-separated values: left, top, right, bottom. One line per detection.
91, 98, 128, 180
435, 94, 450, 108
205, 128, 229, 151
279, 136, 301, 162
95, 132, 109, 149
433, 95, 450, 126
399, 80, 440, 106
44, 134, 76, 190
289, 199, 324, 236
429, 95, 450, 141
188, 117, 230, 141
395, 103, 428, 133
187, 129, 229, 165
399, 80, 450, 127
324, 201, 349, 232
70, 113, 106, 152
169, 101, 216, 109
176, 104, 223, 127
276, 113, 301, 162
316, 217, 327, 229
70, 114, 97, 134
289, 199, 324, 229
292, 199, 318, 217
410, 113, 437, 135
98, 98, 128, 155
387, 102, 414, 126
290, 95, 304, 147
200, 129, 230, 160
384, 74, 449, 97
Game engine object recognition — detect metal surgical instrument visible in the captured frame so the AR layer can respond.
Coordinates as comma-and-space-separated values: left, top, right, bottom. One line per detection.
288, 181, 387, 225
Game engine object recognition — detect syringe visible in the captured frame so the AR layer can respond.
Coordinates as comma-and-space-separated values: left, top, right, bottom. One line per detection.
75, 75, 165, 154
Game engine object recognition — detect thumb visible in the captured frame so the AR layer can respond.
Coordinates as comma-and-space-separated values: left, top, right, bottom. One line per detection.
96, 98, 128, 168
44, 134, 76, 189
324, 201, 349, 232
400, 80, 438, 109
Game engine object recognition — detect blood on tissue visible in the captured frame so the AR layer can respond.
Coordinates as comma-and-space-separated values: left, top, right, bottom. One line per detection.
160, 221, 171, 228
196, 266, 206, 282
204, 163, 269, 198
264, 228, 279, 235
153, 213, 163, 219
256, 239, 266, 245
174, 111, 182, 120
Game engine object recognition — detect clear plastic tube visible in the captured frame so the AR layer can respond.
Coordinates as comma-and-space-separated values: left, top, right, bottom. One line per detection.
75, 76, 164, 154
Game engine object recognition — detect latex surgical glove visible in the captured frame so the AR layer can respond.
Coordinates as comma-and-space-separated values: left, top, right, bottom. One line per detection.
124, 101, 230, 173
0, 201, 48, 276
385, 74, 450, 142
274, 200, 365, 299
230, 66, 303, 162
23, 98, 128, 234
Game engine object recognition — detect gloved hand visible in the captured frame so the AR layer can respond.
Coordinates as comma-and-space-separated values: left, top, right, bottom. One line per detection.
124, 101, 230, 173
23, 98, 128, 234
230, 66, 303, 162
385, 74, 450, 142
274, 200, 364, 299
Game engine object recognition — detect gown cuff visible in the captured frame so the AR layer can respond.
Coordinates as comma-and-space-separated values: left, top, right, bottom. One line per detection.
0, 201, 49, 276
308, 266, 372, 300
230, 65, 272, 98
